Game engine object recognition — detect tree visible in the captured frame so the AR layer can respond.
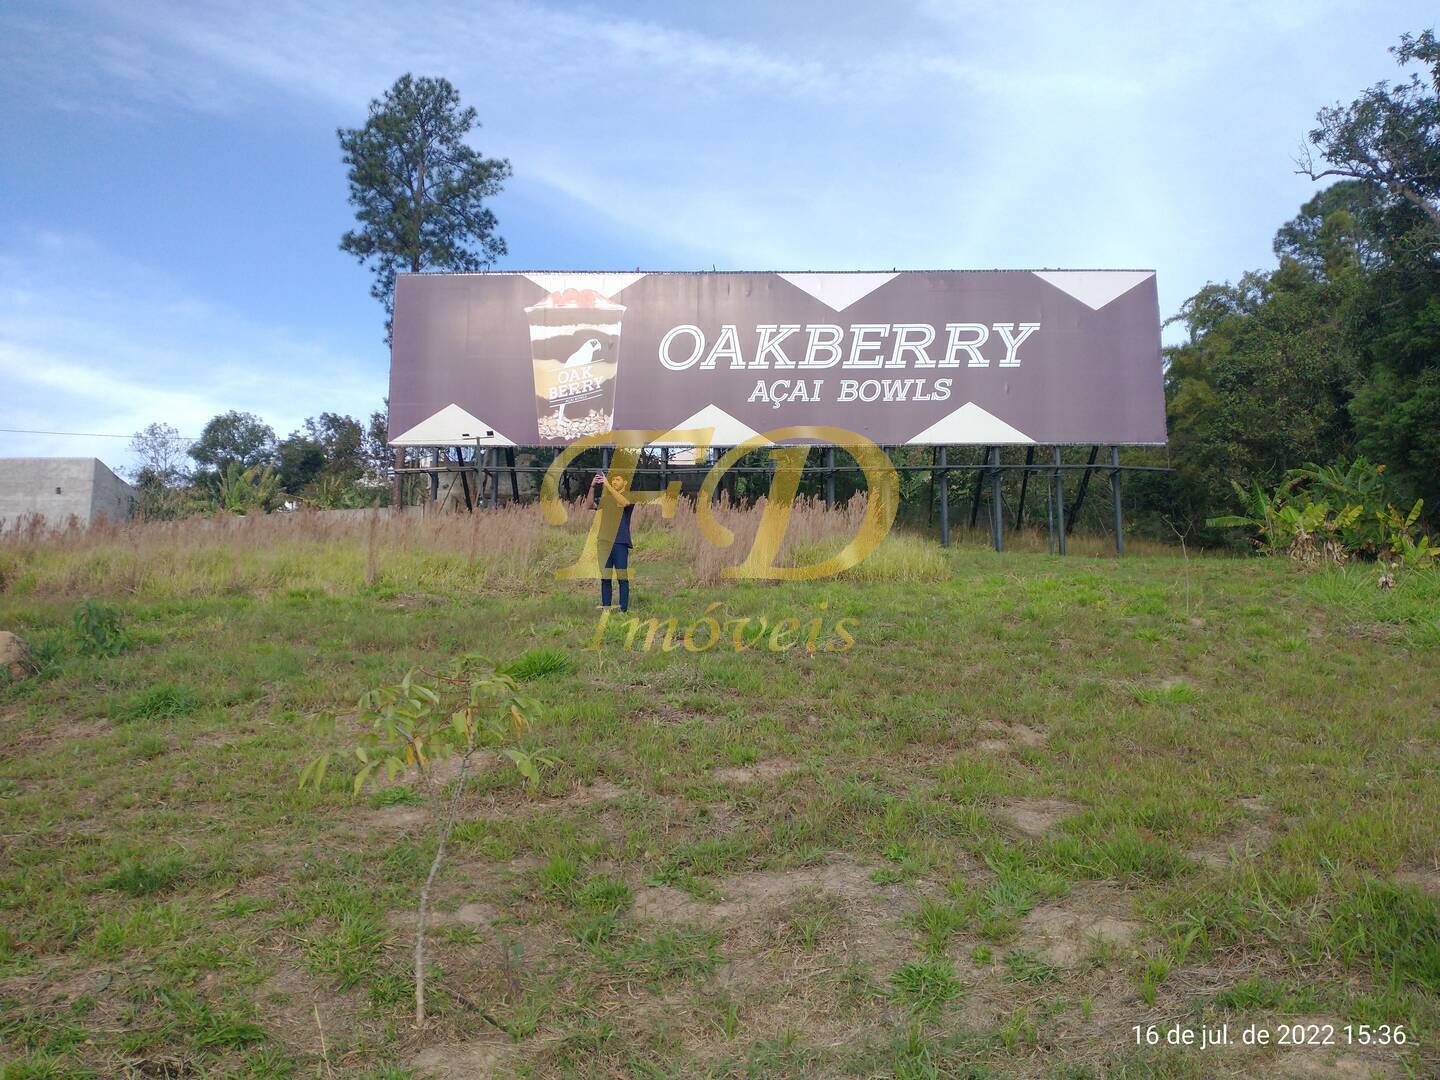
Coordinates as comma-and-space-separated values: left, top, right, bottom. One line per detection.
339, 75, 511, 338
300, 657, 552, 1025
277, 413, 371, 497
1273, 181, 1387, 280
276, 431, 326, 494
189, 411, 277, 487
364, 401, 393, 483
1299, 30, 1440, 227
1159, 264, 1361, 541
126, 422, 189, 487
126, 422, 193, 521
304, 413, 367, 483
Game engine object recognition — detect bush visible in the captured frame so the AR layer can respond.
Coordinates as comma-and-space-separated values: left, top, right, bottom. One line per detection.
72, 599, 129, 656
1208, 458, 1438, 569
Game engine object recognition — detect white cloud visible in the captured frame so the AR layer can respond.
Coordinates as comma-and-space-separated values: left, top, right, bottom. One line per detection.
0, 231, 380, 467
3, 0, 1431, 352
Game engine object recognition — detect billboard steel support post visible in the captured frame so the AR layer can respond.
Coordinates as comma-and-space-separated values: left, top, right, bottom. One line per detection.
1015, 446, 1034, 530
1066, 445, 1100, 534
824, 446, 836, 509
507, 447, 520, 502
989, 446, 1003, 552
428, 448, 439, 512
1046, 475, 1054, 555
1111, 445, 1124, 556
392, 446, 404, 513
455, 447, 474, 512
938, 446, 950, 548
1052, 447, 1067, 555
969, 448, 985, 528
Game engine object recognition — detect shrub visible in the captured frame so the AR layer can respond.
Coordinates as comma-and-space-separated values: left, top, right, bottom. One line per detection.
1208, 458, 1437, 569
72, 599, 129, 657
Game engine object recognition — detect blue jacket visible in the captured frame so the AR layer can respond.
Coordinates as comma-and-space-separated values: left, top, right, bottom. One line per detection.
592, 485, 634, 547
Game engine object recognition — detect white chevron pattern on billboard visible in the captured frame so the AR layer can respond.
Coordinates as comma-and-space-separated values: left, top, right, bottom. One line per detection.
909, 401, 1035, 445
390, 403, 516, 446
776, 272, 899, 312
1032, 270, 1153, 311
651, 403, 771, 447
521, 273, 647, 299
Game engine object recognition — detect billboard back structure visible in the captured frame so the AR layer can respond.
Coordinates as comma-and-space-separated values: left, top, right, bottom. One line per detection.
387, 270, 1165, 449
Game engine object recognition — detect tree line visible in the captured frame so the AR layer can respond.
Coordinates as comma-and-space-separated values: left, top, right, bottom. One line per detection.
1131, 30, 1439, 542
126, 407, 393, 517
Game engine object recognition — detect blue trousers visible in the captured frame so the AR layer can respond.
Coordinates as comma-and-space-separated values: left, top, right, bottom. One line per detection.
600, 542, 630, 611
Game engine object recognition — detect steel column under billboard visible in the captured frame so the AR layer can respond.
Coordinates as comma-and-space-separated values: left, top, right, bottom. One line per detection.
387, 270, 1166, 448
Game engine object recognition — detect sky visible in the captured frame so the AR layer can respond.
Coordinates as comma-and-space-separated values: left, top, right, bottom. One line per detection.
0, 0, 1432, 470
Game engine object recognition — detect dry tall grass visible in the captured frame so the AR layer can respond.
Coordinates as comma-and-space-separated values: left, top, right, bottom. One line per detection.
0, 507, 559, 598
0, 496, 1170, 599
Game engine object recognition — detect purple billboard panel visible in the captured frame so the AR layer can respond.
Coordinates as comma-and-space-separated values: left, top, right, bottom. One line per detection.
387, 271, 1165, 448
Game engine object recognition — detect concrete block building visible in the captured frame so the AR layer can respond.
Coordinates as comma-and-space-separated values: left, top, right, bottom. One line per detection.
0, 458, 137, 527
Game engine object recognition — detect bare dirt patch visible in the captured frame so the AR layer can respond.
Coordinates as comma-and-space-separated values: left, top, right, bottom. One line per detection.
359, 805, 428, 831
975, 722, 1047, 753
1015, 884, 1143, 966
409, 1032, 519, 1078
1343, 621, 1406, 644
557, 778, 627, 806
1190, 798, 1277, 868
632, 860, 918, 972
632, 884, 711, 924
710, 758, 799, 785
994, 797, 1082, 836
389, 900, 502, 932
1394, 868, 1440, 897
260, 961, 359, 1055
1262, 1019, 1402, 1078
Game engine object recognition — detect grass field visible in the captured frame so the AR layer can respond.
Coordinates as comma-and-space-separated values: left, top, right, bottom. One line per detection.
1, 504, 1438, 1078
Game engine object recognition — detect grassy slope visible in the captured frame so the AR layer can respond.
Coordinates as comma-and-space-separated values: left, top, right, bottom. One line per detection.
1, 512, 1438, 1078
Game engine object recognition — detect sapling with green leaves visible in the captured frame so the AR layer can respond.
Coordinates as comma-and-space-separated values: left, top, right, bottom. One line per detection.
300, 653, 555, 1025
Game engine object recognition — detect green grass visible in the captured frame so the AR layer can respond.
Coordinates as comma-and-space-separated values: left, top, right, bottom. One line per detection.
1, 510, 1437, 1076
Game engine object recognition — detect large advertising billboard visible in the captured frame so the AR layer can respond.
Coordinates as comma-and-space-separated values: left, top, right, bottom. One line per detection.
388, 270, 1165, 448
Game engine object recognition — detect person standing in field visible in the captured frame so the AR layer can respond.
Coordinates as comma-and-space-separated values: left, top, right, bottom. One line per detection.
591, 471, 634, 612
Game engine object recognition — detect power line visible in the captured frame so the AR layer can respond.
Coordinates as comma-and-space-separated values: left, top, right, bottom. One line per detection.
0, 427, 196, 441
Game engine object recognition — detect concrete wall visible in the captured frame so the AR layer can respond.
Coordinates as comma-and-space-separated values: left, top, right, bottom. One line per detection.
0, 458, 136, 527
88, 458, 137, 523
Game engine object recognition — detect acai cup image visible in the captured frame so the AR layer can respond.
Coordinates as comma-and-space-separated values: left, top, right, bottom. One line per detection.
525, 288, 625, 441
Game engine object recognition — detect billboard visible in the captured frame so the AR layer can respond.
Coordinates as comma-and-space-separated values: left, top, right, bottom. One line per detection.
388, 271, 1165, 448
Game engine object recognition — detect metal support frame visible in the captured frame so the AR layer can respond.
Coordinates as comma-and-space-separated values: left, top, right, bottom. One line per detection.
1065, 445, 1100, 534
455, 447, 474, 511
1015, 446, 1034, 530
392, 459, 1171, 478
428, 447, 440, 511
989, 446, 1003, 551
387, 442, 1163, 565
1110, 445, 1124, 556
937, 446, 950, 548
968, 447, 986, 528
1046, 474, 1055, 555
1052, 446, 1067, 555
392, 446, 405, 511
